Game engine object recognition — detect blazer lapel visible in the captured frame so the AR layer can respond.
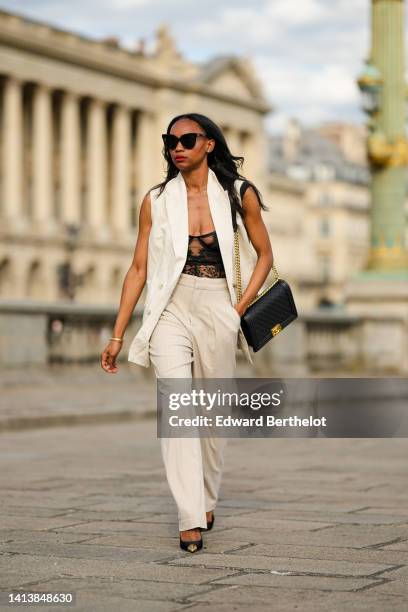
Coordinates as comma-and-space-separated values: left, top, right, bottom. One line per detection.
206, 169, 235, 300
164, 171, 189, 267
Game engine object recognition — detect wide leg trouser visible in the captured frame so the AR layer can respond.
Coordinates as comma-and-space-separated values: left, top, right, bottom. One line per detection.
149, 272, 241, 531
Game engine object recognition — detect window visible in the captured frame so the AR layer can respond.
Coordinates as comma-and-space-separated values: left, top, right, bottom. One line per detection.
320, 254, 331, 283
319, 217, 330, 237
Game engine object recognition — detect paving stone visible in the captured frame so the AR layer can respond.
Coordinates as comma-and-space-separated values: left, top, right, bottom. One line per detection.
0, 541, 178, 563
0, 553, 240, 585
15, 575, 218, 607
0, 491, 106, 510
166, 551, 396, 577
0, 529, 102, 546
214, 524, 408, 549
354, 506, 408, 517
219, 514, 334, 530
187, 584, 407, 611
56, 521, 177, 537
83, 533, 253, 555
366, 580, 408, 597
242, 542, 408, 565
207, 572, 383, 592
224, 508, 408, 526
0, 516, 90, 531
380, 539, 408, 551
40, 509, 157, 522
291, 492, 408, 506
380, 565, 408, 580
0, 506, 78, 519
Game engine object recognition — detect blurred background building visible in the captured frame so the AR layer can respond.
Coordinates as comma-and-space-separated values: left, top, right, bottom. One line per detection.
268, 119, 371, 310
0, 9, 269, 305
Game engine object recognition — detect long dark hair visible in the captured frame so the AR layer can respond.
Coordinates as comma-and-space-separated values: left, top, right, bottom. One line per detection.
149, 112, 269, 232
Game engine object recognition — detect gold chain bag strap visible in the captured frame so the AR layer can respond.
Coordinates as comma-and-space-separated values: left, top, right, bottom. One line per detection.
233, 181, 298, 352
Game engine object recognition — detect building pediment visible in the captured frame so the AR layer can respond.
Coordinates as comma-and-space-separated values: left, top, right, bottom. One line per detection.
196, 56, 267, 104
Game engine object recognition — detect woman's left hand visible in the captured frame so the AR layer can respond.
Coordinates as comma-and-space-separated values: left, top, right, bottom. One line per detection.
234, 303, 246, 317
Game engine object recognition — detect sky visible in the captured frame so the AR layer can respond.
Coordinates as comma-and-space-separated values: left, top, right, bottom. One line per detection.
0, 0, 397, 134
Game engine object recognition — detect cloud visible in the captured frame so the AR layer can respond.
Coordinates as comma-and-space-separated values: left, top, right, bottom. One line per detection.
110, 0, 149, 7
264, 0, 328, 26
0, 0, 401, 133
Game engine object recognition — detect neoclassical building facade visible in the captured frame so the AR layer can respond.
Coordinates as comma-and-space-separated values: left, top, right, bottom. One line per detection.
0, 9, 271, 304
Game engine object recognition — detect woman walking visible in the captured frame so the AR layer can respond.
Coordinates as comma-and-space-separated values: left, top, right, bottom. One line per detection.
101, 113, 273, 552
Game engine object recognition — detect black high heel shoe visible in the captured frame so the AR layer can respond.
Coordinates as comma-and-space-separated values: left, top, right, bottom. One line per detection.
201, 512, 215, 532
179, 529, 203, 553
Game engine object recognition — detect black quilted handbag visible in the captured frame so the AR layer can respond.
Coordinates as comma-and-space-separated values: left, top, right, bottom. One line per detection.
233, 182, 298, 352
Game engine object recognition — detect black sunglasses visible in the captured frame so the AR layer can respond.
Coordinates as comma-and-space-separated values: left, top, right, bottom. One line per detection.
162, 132, 207, 150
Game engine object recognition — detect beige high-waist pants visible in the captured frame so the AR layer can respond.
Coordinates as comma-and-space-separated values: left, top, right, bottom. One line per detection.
149, 272, 241, 531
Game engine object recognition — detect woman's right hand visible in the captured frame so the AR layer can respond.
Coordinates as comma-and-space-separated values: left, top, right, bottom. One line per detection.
101, 340, 122, 373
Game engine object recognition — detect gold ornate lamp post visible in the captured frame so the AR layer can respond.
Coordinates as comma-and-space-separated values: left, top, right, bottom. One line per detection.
344, 0, 408, 374
356, 0, 408, 275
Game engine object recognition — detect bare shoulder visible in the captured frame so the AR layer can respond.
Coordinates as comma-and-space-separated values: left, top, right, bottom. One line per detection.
128, 190, 154, 272
141, 184, 164, 217
141, 189, 152, 211
241, 182, 262, 215
239, 181, 272, 256
139, 190, 152, 226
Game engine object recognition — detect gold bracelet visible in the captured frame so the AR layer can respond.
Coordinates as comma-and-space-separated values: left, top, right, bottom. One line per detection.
110, 337, 123, 343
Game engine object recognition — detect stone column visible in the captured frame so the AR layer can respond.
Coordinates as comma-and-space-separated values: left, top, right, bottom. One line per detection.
243, 127, 266, 185
2, 75, 24, 231
134, 110, 159, 200
32, 82, 54, 232
226, 127, 242, 157
249, 120, 269, 194
111, 104, 131, 236
86, 98, 108, 239
60, 91, 81, 226
241, 130, 256, 178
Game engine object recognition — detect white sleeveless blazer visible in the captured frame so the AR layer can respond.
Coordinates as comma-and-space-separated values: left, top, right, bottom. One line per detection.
128, 167, 267, 368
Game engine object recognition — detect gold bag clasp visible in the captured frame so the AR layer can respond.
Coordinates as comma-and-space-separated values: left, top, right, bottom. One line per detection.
271, 323, 282, 336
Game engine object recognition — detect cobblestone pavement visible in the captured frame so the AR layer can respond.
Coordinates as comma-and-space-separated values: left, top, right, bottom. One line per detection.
0, 358, 256, 433
0, 364, 156, 432
1, 413, 408, 611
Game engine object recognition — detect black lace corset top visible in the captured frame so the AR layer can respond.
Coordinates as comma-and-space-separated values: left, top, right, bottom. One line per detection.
182, 230, 226, 278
